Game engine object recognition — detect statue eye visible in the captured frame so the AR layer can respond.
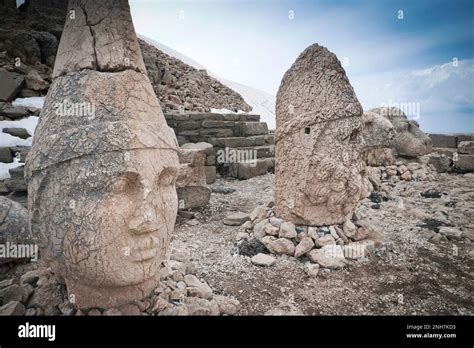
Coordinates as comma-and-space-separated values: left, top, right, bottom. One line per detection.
157, 167, 178, 186
110, 177, 131, 193
108, 173, 139, 194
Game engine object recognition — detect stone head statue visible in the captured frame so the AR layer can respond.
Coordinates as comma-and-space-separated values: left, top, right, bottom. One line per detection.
275, 43, 368, 226
25, 0, 179, 308
361, 111, 396, 166
369, 107, 432, 158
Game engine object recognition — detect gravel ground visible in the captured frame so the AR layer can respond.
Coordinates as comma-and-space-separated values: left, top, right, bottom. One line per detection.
171, 172, 473, 315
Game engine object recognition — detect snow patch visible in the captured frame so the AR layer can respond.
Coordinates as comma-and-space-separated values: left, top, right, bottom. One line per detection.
0, 159, 22, 180
12, 97, 45, 109
0, 116, 39, 147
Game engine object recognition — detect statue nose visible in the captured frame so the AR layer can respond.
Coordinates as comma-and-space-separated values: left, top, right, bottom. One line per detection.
128, 200, 160, 234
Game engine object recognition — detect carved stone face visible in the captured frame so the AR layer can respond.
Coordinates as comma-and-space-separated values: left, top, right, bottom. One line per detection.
30, 148, 178, 294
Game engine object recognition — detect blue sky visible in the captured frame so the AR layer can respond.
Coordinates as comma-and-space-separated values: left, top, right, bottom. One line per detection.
130, 0, 474, 133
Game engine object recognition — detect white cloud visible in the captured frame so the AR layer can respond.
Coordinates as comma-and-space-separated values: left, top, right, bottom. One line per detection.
351, 59, 474, 133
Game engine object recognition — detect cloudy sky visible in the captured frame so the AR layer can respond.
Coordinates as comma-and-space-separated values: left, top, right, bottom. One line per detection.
130, 0, 474, 133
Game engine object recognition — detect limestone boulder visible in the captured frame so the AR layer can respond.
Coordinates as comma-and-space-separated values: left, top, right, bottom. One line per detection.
0, 196, 32, 264
0, 69, 24, 102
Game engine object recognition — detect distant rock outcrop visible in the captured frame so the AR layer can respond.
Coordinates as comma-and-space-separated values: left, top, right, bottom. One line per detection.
139, 39, 252, 114
0, 1, 252, 113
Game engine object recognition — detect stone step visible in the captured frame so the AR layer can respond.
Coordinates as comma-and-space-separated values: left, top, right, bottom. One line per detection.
225, 145, 275, 159
170, 120, 269, 137
165, 112, 260, 122
227, 158, 275, 180
208, 134, 274, 148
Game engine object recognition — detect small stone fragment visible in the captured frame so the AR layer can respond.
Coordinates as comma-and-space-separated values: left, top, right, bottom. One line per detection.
251, 253, 276, 267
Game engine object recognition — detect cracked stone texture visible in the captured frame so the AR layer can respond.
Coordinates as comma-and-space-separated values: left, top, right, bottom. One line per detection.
369, 107, 432, 158
176, 148, 211, 209
0, 196, 32, 248
53, 0, 146, 78
361, 111, 396, 166
25, 0, 180, 309
274, 43, 368, 226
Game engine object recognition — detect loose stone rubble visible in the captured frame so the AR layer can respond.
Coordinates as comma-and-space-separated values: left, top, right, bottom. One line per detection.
235, 202, 380, 271
0, 246, 240, 316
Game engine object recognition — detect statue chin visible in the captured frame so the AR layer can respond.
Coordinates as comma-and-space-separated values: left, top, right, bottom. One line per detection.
65, 274, 161, 309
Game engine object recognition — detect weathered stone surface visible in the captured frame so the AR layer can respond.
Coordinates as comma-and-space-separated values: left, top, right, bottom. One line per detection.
275, 44, 367, 226
53, 0, 146, 78
0, 105, 31, 120
10, 146, 30, 162
0, 196, 31, 250
251, 253, 276, 266
370, 107, 432, 158
0, 69, 24, 101
307, 245, 346, 269
204, 165, 216, 184
235, 122, 269, 136
25, 0, 180, 309
458, 141, 474, 155
0, 147, 13, 163
2, 128, 31, 139
208, 135, 274, 148
0, 301, 26, 315
4, 166, 27, 193
184, 274, 213, 300
181, 142, 213, 155
176, 146, 211, 209
25, 70, 49, 91
305, 263, 320, 277
314, 234, 336, 247
261, 236, 295, 255
439, 227, 463, 240
429, 153, 451, 173
223, 212, 250, 226
294, 237, 314, 257
361, 111, 396, 166
279, 221, 297, 239
453, 154, 474, 173
228, 158, 274, 180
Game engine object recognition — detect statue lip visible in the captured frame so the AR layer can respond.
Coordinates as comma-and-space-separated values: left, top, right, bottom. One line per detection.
131, 248, 158, 262
130, 235, 160, 262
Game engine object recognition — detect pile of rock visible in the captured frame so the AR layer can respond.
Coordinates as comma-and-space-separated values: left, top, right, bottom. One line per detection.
366, 159, 435, 191
0, 2, 253, 114
229, 203, 380, 275
0, 246, 240, 316
0, 0, 65, 101
139, 39, 251, 114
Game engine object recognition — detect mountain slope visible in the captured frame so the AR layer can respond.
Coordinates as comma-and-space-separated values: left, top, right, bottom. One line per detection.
139, 35, 276, 129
